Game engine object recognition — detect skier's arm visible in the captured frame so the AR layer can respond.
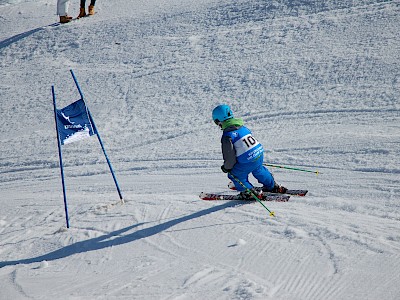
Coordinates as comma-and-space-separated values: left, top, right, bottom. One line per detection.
221, 136, 236, 170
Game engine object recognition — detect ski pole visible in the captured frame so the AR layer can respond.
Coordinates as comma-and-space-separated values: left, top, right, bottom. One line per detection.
228, 172, 275, 217
264, 163, 320, 175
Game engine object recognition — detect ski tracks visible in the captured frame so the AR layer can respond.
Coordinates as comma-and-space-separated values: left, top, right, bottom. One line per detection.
212, 192, 400, 300
121, 198, 275, 299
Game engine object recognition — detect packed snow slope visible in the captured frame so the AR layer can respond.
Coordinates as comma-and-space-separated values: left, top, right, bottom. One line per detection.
1, 0, 400, 299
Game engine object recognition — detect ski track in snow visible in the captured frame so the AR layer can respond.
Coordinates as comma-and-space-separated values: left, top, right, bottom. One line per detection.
1, 0, 400, 299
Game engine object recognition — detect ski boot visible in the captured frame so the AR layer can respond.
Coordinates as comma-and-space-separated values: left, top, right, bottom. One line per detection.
239, 188, 263, 200
263, 183, 288, 194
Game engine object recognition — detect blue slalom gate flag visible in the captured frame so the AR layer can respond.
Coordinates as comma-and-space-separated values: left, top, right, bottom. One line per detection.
52, 70, 123, 229
56, 99, 97, 145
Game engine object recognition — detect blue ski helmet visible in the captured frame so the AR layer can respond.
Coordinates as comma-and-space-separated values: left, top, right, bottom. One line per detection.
212, 104, 234, 125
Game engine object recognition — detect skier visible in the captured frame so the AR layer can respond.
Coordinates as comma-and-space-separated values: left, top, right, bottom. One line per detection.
77, 0, 97, 18
212, 104, 287, 199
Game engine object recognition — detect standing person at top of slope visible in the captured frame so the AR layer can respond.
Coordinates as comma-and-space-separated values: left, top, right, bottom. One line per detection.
212, 104, 287, 199
57, 0, 72, 23
77, 0, 97, 18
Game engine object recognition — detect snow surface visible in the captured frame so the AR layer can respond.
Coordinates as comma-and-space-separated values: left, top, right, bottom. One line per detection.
1, 0, 400, 299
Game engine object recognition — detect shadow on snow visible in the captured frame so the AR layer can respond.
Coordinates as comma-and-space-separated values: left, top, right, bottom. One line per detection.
0, 23, 60, 49
0, 201, 245, 268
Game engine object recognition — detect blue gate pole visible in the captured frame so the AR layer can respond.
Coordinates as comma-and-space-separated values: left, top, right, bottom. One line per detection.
88, 111, 124, 201
69, 69, 123, 201
52, 86, 70, 228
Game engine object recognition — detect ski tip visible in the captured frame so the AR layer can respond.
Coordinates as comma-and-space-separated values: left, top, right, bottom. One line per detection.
297, 191, 308, 196
199, 192, 223, 201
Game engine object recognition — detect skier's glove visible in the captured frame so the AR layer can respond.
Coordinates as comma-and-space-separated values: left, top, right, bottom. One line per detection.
221, 165, 231, 173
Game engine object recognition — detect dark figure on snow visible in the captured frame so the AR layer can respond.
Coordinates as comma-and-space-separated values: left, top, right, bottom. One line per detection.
78, 0, 97, 18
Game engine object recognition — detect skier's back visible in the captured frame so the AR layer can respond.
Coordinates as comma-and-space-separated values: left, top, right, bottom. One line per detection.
212, 104, 287, 199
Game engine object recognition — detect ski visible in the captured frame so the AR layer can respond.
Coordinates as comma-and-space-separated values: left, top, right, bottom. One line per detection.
255, 187, 308, 197
227, 182, 308, 196
199, 192, 290, 202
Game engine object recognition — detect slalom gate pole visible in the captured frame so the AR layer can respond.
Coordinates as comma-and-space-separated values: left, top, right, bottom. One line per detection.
88, 111, 124, 202
70, 69, 124, 202
264, 163, 320, 175
228, 172, 275, 217
52, 86, 70, 228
